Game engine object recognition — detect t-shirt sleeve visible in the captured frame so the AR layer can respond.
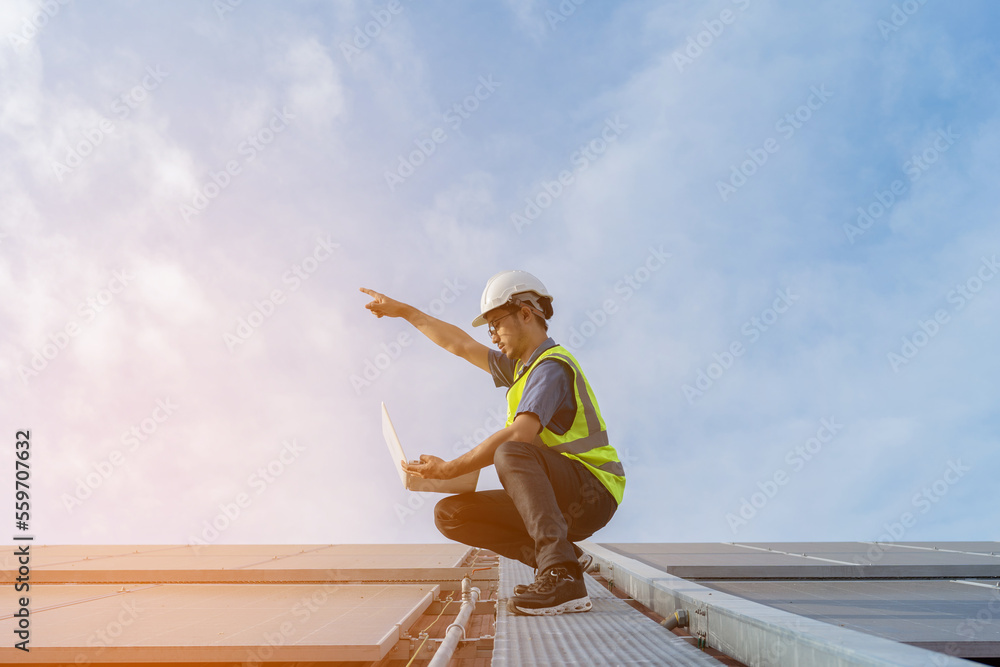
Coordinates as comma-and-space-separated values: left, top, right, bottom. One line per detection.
488, 349, 516, 388
514, 359, 576, 435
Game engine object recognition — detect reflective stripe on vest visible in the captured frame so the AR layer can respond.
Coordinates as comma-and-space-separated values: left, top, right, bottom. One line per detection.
505, 345, 625, 504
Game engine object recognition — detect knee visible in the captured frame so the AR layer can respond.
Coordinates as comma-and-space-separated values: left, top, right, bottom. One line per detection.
493, 440, 534, 474
433, 496, 459, 533
434, 496, 456, 528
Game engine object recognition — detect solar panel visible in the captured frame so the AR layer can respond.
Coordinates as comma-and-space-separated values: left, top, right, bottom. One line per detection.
0, 582, 438, 663
599, 541, 1000, 661
602, 541, 1000, 579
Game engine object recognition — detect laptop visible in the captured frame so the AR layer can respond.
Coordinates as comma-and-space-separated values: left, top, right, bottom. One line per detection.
382, 402, 479, 493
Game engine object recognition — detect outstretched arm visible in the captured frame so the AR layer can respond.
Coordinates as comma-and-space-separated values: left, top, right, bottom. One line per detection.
403, 412, 542, 479
360, 287, 491, 373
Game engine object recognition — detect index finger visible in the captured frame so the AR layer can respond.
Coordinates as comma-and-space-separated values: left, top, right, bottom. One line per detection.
359, 287, 380, 298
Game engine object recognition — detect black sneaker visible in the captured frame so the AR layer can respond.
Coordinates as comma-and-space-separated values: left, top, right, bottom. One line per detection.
507, 565, 592, 616
513, 552, 593, 595
513, 567, 543, 596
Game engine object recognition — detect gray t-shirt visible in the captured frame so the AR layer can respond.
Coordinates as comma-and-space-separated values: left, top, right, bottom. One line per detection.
488, 338, 576, 436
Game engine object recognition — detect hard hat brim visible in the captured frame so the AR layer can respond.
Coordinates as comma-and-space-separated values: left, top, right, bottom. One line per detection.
471, 303, 509, 328
473, 270, 553, 328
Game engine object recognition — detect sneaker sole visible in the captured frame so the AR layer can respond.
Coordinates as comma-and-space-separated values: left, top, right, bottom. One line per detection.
506, 596, 593, 616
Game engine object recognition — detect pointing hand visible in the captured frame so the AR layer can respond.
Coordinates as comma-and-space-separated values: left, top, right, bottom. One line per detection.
360, 287, 406, 318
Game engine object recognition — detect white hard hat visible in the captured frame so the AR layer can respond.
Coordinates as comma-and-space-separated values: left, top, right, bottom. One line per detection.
472, 270, 554, 327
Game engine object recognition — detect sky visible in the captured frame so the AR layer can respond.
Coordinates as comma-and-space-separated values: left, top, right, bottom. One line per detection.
2, 0, 998, 549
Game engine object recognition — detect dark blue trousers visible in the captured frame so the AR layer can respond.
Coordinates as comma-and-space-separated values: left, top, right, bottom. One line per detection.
434, 440, 618, 574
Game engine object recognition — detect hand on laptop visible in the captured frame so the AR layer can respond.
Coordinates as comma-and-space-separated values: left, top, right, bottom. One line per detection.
402, 454, 451, 479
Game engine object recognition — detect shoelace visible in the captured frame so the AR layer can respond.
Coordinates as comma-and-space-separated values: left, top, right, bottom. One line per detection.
521, 569, 548, 594
534, 568, 571, 594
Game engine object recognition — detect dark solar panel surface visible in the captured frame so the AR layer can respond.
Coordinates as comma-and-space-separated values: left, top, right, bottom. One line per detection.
697, 579, 1000, 658
599, 542, 1000, 660
602, 542, 1000, 580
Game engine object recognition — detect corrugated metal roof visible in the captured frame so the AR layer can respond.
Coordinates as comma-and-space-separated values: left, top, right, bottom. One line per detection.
492, 557, 726, 666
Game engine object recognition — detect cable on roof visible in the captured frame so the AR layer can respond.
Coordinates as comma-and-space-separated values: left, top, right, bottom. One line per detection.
405, 592, 454, 667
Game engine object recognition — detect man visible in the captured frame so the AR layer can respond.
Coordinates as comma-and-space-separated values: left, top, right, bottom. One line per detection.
360, 270, 624, 616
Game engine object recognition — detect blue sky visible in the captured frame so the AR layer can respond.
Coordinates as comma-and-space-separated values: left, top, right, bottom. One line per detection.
2, 0, 998, 547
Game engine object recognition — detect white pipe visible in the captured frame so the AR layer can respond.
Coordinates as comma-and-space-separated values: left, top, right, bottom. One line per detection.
428, 576, 481, 667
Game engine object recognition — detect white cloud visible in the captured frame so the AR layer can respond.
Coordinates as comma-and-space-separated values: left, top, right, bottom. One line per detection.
271, 37, 347, 127
5, 0, 999, 546
502, 0, 547, 42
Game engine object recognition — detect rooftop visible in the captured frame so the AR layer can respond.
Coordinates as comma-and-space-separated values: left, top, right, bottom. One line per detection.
1, 541, 997, 665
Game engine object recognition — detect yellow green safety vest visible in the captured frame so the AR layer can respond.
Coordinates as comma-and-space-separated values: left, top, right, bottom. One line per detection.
505, 344, 625, 504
